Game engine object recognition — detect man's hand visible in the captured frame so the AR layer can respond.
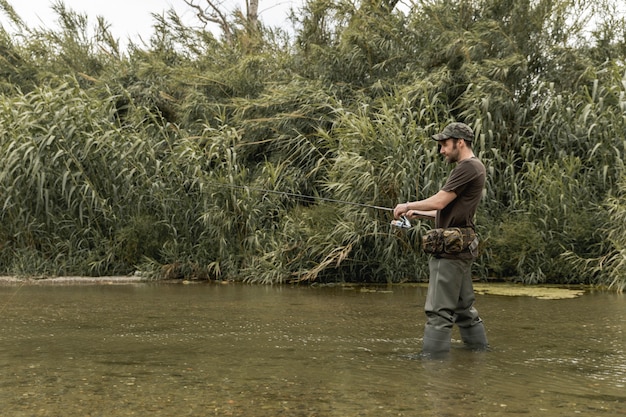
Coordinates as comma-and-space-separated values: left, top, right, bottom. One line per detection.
393, 203, 410, 219
394, 202, 436, 220
394, 191, 455, 219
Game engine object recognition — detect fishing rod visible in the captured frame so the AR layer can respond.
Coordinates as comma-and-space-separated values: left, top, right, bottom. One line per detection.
211, 182, 412, 228
215, 183, 394, 211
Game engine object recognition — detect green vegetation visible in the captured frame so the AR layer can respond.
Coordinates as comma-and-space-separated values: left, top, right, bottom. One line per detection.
1, 0, 625, 290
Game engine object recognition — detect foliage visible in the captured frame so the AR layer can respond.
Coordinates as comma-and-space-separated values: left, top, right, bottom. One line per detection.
0, 0, 625, 290
594, 175, 626, 291
563, 174, 626, 291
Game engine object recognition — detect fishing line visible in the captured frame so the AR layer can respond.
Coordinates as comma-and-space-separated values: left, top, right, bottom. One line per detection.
211, 182, 394, 212
0, 279, 26, 315
208, 182, 412, 228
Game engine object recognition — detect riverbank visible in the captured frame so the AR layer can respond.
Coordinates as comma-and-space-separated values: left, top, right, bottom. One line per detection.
0, 275, 590, 299
0, 276, 145, 285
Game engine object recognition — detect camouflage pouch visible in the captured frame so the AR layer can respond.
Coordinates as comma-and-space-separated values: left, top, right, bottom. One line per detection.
421, 228, 444, 254
422, 227, 477, 255
442, 228, 464, 253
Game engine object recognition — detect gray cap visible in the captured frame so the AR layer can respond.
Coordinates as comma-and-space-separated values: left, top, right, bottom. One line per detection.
432, 122, 474, 142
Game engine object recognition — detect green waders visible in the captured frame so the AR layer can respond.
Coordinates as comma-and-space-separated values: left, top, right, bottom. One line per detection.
423, 257, 488, 355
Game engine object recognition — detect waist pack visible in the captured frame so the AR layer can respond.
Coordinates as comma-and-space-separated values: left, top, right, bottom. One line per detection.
421, 227, 478, 255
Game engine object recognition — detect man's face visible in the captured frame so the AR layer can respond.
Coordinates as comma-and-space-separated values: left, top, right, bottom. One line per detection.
439, 138, 460, 163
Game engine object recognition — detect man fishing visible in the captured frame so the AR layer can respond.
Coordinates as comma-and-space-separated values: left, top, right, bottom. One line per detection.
393, 122, 488, 357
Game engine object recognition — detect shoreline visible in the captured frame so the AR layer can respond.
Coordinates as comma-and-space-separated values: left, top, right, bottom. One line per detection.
0, 277, 594, 299
0, 276, 146, 285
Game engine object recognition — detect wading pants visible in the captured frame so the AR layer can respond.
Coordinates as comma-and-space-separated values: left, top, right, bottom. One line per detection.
424, 257, 485, 352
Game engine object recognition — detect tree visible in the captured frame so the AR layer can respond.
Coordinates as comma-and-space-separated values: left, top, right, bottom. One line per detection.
183, 0, 260, 47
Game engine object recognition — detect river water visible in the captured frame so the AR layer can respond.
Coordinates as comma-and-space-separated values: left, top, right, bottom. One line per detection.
0, 282, 624, 416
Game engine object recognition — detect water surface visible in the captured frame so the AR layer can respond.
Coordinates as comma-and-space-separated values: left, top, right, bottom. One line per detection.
1, 282, 624, 416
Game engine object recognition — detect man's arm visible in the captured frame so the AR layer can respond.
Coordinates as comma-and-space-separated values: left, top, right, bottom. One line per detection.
393, 190, 457, 219
406, 210, 436, 220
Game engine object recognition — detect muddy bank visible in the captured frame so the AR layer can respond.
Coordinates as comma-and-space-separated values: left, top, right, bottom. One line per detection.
0, 276, 145, 285
0, 276, 589, 300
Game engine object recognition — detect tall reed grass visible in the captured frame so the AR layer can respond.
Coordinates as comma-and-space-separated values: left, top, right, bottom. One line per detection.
0, 0, 625, 290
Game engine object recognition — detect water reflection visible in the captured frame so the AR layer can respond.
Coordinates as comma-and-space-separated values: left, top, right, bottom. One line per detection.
0, 283, 624, 416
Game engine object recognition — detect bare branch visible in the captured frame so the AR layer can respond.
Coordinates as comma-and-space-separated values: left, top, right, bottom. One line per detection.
183, 0, 234, 44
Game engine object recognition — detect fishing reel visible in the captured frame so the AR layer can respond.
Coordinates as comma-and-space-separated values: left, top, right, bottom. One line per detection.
390, 215, 411, 229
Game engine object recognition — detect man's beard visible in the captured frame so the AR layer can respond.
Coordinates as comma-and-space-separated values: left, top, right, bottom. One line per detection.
446, 142, 459, 163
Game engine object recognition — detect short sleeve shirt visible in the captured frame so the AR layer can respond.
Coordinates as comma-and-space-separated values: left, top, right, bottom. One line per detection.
436, 157, 486, 229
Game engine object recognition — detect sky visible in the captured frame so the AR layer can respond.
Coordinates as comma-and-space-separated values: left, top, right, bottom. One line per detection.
1, 0, 303, 46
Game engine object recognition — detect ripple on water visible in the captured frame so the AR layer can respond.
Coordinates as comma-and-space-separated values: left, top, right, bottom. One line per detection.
0, 284, 625, 417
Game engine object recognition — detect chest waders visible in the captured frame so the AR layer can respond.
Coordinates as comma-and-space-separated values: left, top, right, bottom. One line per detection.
421, 257, 489, 357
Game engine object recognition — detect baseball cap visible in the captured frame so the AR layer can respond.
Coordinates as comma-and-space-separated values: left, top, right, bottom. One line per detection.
432, 122, 474, 142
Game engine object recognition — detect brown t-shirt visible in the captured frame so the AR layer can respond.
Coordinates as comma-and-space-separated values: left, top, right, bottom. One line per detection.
436, 157, 485, 230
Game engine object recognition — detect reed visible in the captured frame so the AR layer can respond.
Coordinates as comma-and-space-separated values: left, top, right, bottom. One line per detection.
0, 0, 625, 289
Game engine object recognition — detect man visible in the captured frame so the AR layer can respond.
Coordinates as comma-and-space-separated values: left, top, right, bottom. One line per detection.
393, 122, 488, 357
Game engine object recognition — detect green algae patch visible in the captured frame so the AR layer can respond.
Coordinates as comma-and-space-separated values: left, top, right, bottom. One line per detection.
473, 284, 585, 299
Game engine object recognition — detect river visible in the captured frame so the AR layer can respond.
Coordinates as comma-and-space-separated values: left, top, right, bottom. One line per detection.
0, 281, 624, 416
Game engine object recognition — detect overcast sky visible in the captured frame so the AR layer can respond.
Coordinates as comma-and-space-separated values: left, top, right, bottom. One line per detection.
1, 0, 303, 46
